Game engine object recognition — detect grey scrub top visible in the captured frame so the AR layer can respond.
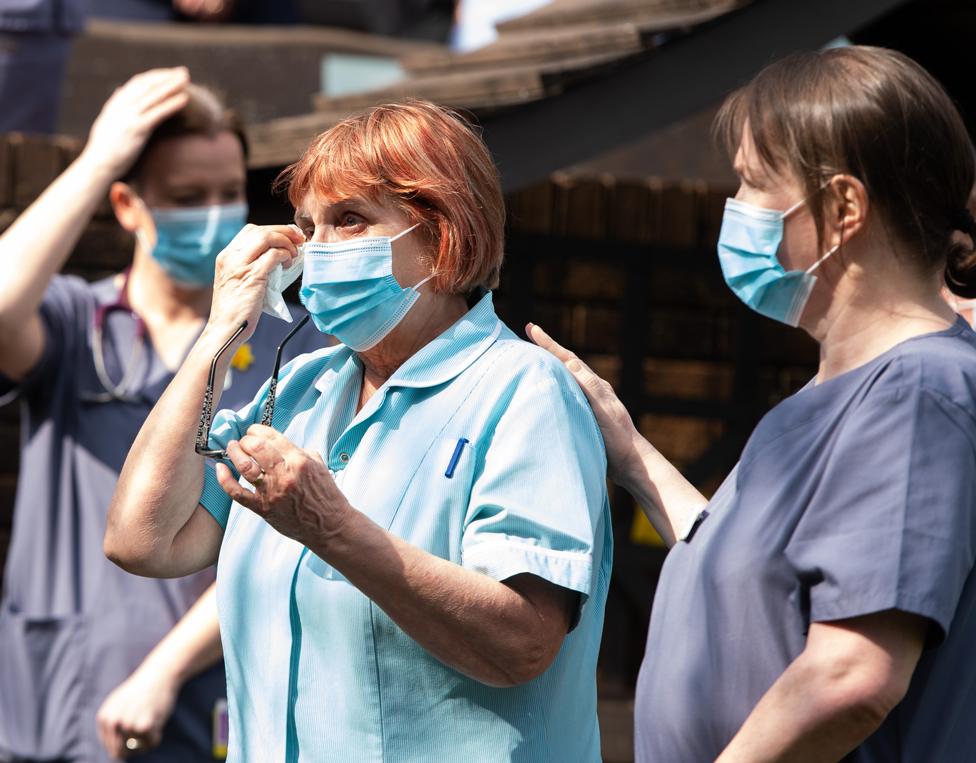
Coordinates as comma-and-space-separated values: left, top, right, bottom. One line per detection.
0, 274, 325, 762
635, 316, 976, 762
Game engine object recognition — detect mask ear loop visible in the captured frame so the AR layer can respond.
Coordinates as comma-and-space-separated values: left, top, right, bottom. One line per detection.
133, 196, 157, 256
805, 204, 848, 275
390, 222, 421, 242
411, 271, 438, 292
783, 178, 836, 220
805, 241, 842, 275
782, 196, 808, 219
389, 222, 439, 292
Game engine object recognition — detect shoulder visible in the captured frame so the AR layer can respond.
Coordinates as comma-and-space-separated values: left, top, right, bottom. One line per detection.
475, 327, 601, 441
487, 328, 589, 399
47, 272, 99, 303
38, 273, 101, 324
873, 321, 976, 415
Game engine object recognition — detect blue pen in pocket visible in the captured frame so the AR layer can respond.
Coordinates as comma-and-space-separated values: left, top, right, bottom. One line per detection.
444, 438, 469, 478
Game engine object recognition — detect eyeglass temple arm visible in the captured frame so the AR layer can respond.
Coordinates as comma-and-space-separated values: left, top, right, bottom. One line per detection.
260, 314, 311, 426
195, 321, 248, 457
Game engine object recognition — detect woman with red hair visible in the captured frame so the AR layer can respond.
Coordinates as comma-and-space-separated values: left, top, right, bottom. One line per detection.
105, 101, 612, 761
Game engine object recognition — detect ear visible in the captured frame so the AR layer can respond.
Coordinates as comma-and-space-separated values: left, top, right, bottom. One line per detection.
109, 182, 148, 235
823, 174, 868, 248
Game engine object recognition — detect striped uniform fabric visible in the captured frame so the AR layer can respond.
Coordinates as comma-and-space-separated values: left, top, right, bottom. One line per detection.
198, 292, 612, 762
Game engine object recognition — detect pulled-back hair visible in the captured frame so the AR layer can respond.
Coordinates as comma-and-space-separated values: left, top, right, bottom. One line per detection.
124, 83, 248, 184
715, 46, 976, 296
276, 100, 506, 294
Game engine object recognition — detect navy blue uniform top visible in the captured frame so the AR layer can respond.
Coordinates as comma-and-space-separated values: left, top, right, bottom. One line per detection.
0, 0, 86, 32
0, 274, 326, 762
636, 316, 976, 762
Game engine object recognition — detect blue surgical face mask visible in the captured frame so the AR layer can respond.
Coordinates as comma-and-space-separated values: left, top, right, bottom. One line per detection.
299, 223, 435, 351
138, 202, 249, 287
717, 196, 839, 327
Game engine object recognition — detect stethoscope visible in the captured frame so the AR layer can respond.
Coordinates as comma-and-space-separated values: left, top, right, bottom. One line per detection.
81, 269, 148, 404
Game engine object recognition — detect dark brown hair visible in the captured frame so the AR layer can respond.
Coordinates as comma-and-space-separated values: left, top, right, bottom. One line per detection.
715, 46, 976, 296
124, 83, 248, 184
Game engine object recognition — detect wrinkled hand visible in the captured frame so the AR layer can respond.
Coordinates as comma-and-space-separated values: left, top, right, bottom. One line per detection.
526, 322, 641, 485
217, 425, 352, 546
82, 68, 190, 181
95, 665, 179, 759
207, 224, 304, 344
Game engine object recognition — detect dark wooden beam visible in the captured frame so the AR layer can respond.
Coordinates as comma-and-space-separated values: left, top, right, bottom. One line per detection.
482, 0, 912, 192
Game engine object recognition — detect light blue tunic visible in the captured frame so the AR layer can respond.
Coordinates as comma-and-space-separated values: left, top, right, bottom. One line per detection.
198, 292, 612, 762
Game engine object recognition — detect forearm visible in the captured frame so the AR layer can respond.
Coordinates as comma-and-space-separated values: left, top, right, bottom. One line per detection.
314, 510, 561, 687
716, 656, 891, 763
106, 324, 237, 569
619, 428, 707, 546
0, 151, 115, 324
717, 610, 928, 763
136, 583, 223, 687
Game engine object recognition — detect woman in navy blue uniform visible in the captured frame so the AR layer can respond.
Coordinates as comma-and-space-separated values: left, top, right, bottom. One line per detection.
532, 46, 976, 762
0, 69, 322, 762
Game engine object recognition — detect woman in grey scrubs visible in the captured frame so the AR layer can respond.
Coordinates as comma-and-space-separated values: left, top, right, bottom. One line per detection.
532, 46, 976, 761
0, 70, 322, 761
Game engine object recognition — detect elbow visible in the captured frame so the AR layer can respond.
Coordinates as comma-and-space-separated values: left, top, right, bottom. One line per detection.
842, 670, 911, 731
103, 523, 143, 574
102, 503, 159, 576
103, 535, 167, 578
803, 652, 912, 737
483, 633, 562, 688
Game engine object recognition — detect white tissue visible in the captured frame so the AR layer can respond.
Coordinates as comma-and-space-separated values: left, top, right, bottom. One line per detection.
262, 254, 305, 322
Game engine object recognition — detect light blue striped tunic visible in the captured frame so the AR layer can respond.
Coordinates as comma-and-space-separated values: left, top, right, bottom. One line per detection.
198, 292, 612, 762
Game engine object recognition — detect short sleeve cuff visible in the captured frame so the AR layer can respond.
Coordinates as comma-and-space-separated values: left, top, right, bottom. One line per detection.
794, 527, 966, 647
199, 464, 232, 529
810, 590, 951, 646
462, 539, 593, 598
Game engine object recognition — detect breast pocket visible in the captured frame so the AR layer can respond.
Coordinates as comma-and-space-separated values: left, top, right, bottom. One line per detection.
392, 436, 479, 563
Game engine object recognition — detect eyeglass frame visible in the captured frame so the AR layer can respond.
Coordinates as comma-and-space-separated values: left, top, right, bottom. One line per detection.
195, 314, 311, 460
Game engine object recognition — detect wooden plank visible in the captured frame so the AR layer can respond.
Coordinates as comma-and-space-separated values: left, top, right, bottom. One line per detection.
402, 21, 644, 76
659, 179, 701, 247
505, 181, 554, 235
697, 184, 731, 249
553, 172, 611, 239
84, 18, 443, 57
477, 0, 907, 192
609, 179, 657, 243
313, 48, 636, 114
496, 0, 740, 33
314, 65, 546, 113
247, 111, 348, 169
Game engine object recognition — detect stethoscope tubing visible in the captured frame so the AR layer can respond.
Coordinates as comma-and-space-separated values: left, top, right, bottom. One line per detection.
82, 272, 147, 404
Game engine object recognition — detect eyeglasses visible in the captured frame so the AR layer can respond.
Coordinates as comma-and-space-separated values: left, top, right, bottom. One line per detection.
195, 314, 311, 460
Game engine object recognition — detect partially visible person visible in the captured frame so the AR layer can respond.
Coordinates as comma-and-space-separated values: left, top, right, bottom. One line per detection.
0, 68, 324, 762
531, 46, 976, 762
0, 0, 85, 133
91, 0, 300, 23
104, 100, 611, 762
